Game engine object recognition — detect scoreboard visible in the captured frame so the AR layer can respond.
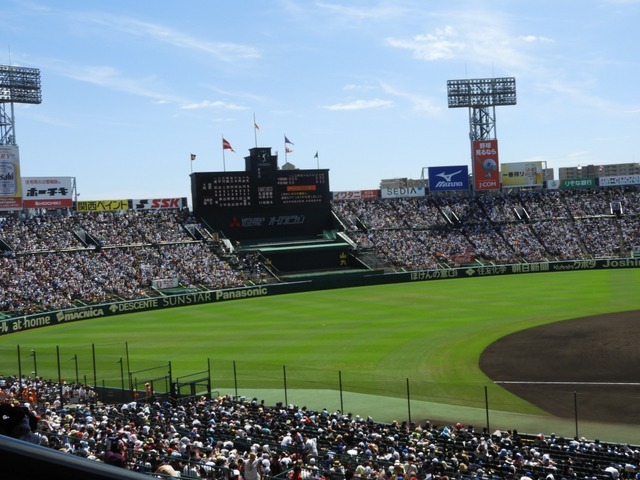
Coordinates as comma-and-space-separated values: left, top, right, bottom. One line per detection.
276, 171, 328, 205
195, 170, 330, 208
191, 147, 334, 240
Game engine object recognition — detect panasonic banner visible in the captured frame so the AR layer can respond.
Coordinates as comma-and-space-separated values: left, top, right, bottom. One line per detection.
428, 166, 469, 192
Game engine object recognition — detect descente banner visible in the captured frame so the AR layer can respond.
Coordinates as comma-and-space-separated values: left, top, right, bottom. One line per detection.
2, 258, 640, 335
0, 284, 305, 335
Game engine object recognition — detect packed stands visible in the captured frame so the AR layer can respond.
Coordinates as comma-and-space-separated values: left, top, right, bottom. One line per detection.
1, 374, 638, 479
1, 187, 640, 316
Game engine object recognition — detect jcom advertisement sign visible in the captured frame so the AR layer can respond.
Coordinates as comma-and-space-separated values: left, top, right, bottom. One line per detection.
472, 139, 500, 191
428, 166, 469, 191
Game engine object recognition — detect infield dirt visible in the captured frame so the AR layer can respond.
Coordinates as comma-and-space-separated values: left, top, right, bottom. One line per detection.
479, 310, 640, 425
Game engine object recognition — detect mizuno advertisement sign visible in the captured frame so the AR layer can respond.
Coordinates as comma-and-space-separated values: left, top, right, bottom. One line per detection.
428, 166, 469, 191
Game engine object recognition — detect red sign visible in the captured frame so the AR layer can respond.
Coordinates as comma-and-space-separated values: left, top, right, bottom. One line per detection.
472, 139, 500, 191
332, 190, 379, 201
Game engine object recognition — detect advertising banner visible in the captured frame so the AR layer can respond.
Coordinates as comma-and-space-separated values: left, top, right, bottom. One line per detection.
152, 278, 179, 289
332, 190, 379, 201
76, 200, 129, 212
598, 175, 640, 187
130, 198, 187, 210
428, 166, 469, 191
472, 139, 500, 191
22, 177, 74, 208
560, 178, 596, 189
381, 186, 426, 199
501, 161, 544, 187
0, 145, 22, 210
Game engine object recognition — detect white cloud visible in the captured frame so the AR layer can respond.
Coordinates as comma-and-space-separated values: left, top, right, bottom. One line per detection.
385, 12, 538, 73
180, 100, 248, 111
64, 65, 183, 104
343, 83, 377, 92
379, 82, 441, 115
78, 12, 260, 62
386, 26, 463, 61
322, 98, 393, 110
519, 34, 553, 44
315, 2, 409, 21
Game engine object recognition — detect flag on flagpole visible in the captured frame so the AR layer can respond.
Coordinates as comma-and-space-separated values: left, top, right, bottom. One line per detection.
314, 151, 318, 159
284, 135, 294, 145
254, 122, 260, 131
222, 138, 235, 152
190, 153, 196, 161
285, 147, 294, 153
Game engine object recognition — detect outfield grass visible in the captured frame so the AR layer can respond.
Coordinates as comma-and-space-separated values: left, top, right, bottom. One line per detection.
2, 269, 639, 441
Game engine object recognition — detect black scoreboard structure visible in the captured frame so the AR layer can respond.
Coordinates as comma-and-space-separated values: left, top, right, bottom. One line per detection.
191, 147, 360, 274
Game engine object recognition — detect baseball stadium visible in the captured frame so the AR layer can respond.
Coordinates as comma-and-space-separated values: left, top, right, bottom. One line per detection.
2, 69, 640, 478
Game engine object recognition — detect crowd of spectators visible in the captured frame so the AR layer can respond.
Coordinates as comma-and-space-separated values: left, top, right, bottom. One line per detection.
1, 187, 639, 316
0, 209, 254, 315
1, 374, 639, 480
332, 187, 640, 268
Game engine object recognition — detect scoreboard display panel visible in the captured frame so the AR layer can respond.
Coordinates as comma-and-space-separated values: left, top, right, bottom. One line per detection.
193, 170, 330, 209
198, 173, 252, 208
276, 171, 329, 206
191, 147, 333, 240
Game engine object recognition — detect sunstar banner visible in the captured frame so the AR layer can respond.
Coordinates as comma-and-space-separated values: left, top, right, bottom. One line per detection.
22, 177, 74, 208
472, 139, 500, 191
428, 166, 469, 191
0, 145, 22, 210
501, 161, 544, 187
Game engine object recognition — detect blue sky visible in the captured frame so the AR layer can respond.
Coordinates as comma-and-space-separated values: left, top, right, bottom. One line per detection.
3, 0, 639, 201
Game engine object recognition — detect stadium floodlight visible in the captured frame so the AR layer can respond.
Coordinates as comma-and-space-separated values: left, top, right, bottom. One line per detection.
446, 77, 516, 142
0, 65, 42, 104
446, 77, 516, 108
0, 65, 42, 145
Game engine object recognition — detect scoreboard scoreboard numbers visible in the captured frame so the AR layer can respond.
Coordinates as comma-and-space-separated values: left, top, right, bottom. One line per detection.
191, 146, 333, 240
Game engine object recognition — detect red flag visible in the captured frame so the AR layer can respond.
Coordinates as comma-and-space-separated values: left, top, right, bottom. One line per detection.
285, 147, 293, 153
222, 138, 235, 152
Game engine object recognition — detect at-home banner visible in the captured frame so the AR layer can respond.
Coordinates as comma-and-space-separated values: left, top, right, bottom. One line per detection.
428, 166, 469, 191
22, 177, 74, 208
472, 139, 500, 191
0, 145, 22, 210
501, 162, 544, 187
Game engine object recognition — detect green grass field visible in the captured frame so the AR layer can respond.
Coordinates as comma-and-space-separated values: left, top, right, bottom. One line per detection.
2, 269, 639, 442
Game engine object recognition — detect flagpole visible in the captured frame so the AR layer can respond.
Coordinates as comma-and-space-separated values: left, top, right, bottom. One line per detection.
222, 135, 226, 172
315, 151, 319, 169
190, 154, 193, 174
253, 113, 258, 148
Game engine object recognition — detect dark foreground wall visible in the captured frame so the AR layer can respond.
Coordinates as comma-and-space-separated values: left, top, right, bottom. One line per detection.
0, 435, 150, 480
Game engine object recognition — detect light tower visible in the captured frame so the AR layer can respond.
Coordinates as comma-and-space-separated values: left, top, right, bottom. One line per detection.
0, 65, 42, 146
0, 65, 42, 209
447, 77, 516, 190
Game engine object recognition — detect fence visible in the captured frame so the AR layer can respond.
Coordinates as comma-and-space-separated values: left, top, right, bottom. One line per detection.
2, 342, 639, 445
